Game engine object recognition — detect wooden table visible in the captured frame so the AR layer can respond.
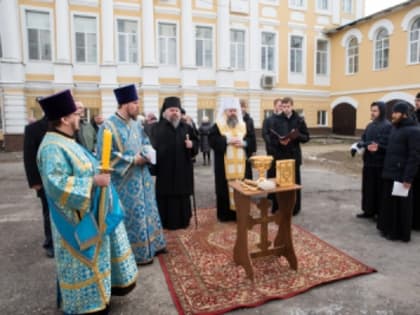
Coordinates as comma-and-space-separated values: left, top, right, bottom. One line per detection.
228, 180, 301, 280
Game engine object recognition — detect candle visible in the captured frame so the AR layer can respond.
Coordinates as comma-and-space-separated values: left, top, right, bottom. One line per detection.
101, 129, 112, 170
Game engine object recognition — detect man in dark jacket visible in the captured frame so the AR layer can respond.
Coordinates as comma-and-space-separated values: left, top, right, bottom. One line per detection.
378, 102, 420, 242
412, 92, 420, 230
240, 99, 257, 179
151, 97, 199, 229
269, 97, 310, 215
23, 115, 54, 257
353, 101, 392, 219
262, 98, 283, 179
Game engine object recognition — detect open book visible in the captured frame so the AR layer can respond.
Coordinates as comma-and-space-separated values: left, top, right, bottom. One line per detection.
270, 128, 300, 141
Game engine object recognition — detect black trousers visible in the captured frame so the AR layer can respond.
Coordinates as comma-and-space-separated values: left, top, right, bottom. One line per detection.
271, 164, 301, 215
37, 188, 53, 250
377, 179, 413, 242
361, 166, 384, 216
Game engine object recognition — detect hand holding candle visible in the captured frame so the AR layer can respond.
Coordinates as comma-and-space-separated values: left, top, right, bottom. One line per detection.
185, 133, 192, 149
101, 129, 112, 171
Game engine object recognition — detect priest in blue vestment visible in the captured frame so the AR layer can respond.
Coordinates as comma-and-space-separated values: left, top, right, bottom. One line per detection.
37, 90, 138, 315
97, 84, 166, 265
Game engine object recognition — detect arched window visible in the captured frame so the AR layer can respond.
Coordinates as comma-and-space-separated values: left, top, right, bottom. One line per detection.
347, 37, 358, 74
409, 17, 420, 64
375, 28, 389, 69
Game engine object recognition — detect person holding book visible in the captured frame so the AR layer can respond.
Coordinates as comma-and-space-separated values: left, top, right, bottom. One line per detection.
378, 101, 420, 242
268, 97, 310, 215
96, 84, 166, 264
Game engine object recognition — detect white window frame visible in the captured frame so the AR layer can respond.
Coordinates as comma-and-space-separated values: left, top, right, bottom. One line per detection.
290, 35, 303, 74
314, 37, 330, 86
289, 0, 306, 10
115, 18, 140, 64
342, 0, 353, 14
21, 6, 55, 63
72, 13, 99, 64
261, 31, 276, 72
317, 110, 328, 127
346, 36, 359, 74
195, 25, 214, 68
373, 28, 389, 70
408, 17, 420, 65
230, 28, 246, 70
157, 21, 178, 67
316, 0, 330, 12
315, 39, 329, 76
288, 31, 306, 84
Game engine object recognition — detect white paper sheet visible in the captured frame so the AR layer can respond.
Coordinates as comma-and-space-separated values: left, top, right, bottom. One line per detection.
141, 145, 156, 165
392, 181, 410, 197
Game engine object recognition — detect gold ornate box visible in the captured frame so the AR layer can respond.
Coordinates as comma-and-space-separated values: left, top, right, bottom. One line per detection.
276, 159, 295, 187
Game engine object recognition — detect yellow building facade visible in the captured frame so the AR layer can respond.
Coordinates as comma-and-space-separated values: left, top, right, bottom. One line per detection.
1, 0, 418, 150
327, 0, 420, 135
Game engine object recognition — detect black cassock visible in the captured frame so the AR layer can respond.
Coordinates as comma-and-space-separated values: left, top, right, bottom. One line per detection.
209, 123, 253, 222
23, 116, 53, 251
151, 119, 199, 230
269, 111, 310, 215
378, 118, 420, 242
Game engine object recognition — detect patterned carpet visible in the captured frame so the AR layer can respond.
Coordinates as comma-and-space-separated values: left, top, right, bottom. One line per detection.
159, 208, 375, 315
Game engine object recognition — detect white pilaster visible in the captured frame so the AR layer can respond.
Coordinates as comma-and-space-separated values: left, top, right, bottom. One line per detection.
0, 0, 22, 63
216, 0, 234, 90
101, 93, 117, 119
55, 0, 71, 63
54, 0, 73, 86
3, 92, 26, 134
355, 0, 364, 19
248, 0, 261, 90
142, 0, 156, 66
182, 94, 198, 123
101, 0, 114, 64
332, 0, 340, 25
100, 0, 117, 89
142, 0, 159, 87
217, 0, 230, 70
181, 0, 194, 67
142, 92, 160, 118
249, 97, 261, 128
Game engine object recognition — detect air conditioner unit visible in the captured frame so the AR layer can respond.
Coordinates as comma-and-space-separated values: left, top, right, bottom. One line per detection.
261, 75, 274, 89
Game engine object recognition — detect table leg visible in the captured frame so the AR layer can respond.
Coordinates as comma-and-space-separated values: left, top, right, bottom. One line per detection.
233, 190, 254, 280
274, 190, 298, 270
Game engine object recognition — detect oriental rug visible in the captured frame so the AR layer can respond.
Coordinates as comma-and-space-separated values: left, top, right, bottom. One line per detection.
159, 208, 375, 315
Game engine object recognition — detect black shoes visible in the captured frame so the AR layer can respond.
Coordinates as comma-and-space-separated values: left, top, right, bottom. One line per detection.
45, 247, 54, 258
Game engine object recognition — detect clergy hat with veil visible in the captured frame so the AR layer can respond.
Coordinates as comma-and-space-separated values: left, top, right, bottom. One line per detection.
216, 97, 244, 124
160, 96, 182, 117
39, 90, 77, 121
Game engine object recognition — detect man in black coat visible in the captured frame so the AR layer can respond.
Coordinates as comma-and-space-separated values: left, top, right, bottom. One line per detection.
23, 115, 54, 257
412, 92, 420, 230
240, 99, 257, 179
150, 97, 199, 230
269, 97, 310, 215
353, 101, 392, 219
378, 102, 420, 242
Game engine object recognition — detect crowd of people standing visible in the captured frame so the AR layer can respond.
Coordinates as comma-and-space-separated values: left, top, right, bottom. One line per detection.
21, 84, 420, 314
